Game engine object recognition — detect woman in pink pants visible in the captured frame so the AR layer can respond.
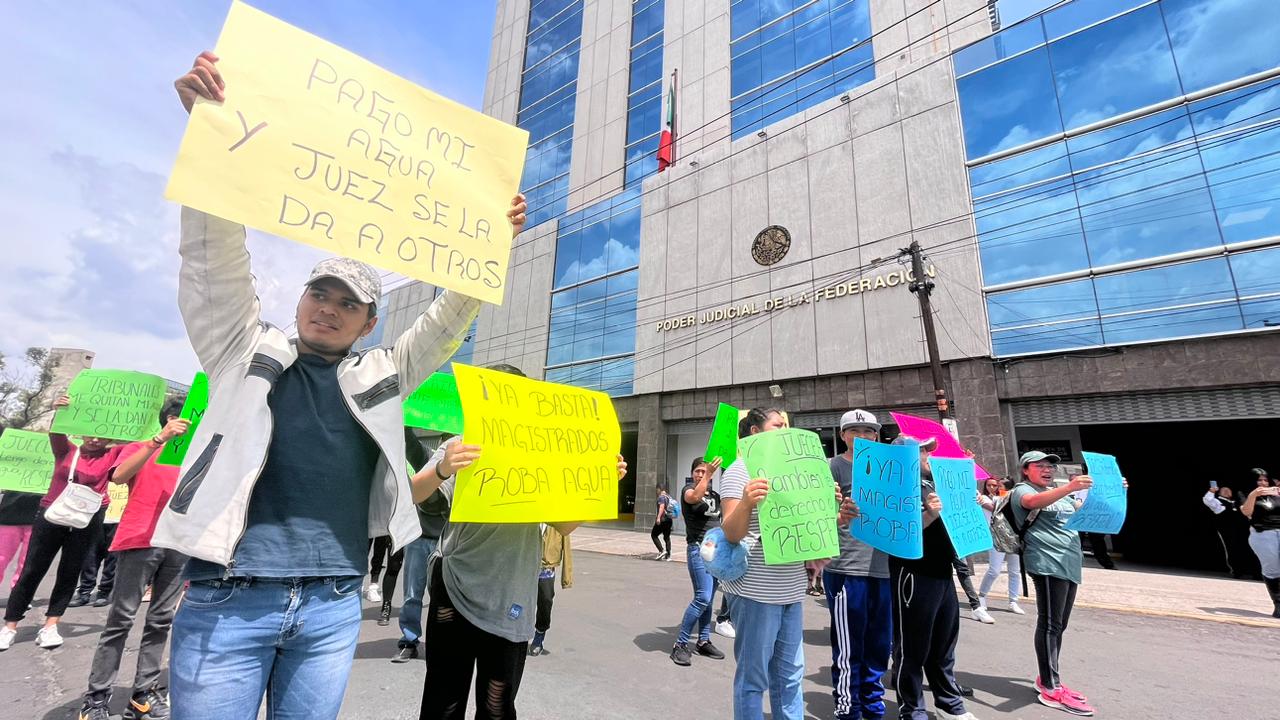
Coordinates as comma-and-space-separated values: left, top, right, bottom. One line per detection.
0, 491, 41, 588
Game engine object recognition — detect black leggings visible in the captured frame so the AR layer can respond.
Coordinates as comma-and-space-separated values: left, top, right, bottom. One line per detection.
650, 519, 672, 554
1030, 573, 1078, 689
5, 507, 106, 622
369, 536, 405, 600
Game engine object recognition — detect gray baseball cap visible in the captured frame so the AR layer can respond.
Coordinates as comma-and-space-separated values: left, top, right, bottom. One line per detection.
1020, 450, 1061, 466
306, 257, 381, 305
840, 409, 881, 432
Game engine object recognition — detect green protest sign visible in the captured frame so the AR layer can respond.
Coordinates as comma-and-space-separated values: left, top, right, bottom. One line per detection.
157, 372, 209, 467
704, 403, 739, 466
50, 370, 167, 442
0, 429, 56, 494
404, 373, 464, 435
739, 428, 840, 565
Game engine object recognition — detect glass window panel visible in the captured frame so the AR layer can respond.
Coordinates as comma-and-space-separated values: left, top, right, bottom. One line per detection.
1189, 78, 1280, 136
731, 95, 764, 139
608, 209, 642, 272
1094, 256, 1237, 315
629, 44, 663, 94
524, 174, 568, 229
632, 0, 665, 45
520, 46, 580, 113
624, 138, 660, 186
975, 177, 1090, 285
602, 326, 637, 357
529, 0, 578, 33
1163, 0, 1280, 94
1229, 247, 1280, 312
969, 141, 1070, 198
1073, 145, 1221, 266
794, 13, 833, 70
760, 78, 798, 128
546, 328, 575, 366
732, 46, 764, 97
627, 90, 662, 141
1042, 0, 1149, 42
1101, 303, 1243, 344
732, 0, 762, 40
575, 274, 608, 303
1238, 296, 1280, 329
832, 42, 874, 85
553, 230, 581, 288
1199, 123, 1280, 243
829, 0, 871, 47
954, 16, 1046, 77
1065, 107, 1194, 170
760, 27, 798, 88
600, 357, 635, 397
957, 47, 1063, 160
573, 218, 611, 283
1047, 5, 1181, 131
526, 6, 583, 69
991, 318, 1104, 355
987, 278, 1098, 329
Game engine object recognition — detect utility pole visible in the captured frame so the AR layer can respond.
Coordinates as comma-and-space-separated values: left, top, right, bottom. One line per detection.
904, 240, 951, 421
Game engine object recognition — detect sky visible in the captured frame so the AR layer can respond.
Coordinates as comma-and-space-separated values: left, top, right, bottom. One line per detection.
0, 0, 498, 383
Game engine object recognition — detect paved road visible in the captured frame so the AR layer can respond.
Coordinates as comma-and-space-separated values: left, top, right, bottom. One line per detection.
3, 551, 1276, 719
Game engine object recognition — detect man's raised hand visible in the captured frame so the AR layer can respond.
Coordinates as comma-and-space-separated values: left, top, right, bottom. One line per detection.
176, 51, 225, 114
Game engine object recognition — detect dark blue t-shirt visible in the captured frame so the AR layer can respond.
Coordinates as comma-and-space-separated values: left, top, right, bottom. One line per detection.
187, 353, 380, 580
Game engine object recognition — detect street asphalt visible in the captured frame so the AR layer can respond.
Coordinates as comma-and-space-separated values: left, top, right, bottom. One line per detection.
2, 550, 1276, 719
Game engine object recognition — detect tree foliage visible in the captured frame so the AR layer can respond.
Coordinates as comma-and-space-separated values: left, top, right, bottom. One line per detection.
0, 347, 61, 430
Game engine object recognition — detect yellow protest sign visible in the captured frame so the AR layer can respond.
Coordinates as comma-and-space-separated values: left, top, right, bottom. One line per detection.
451, 364, 621, 523
165, 1, 529, 305
106, 483, 130, 524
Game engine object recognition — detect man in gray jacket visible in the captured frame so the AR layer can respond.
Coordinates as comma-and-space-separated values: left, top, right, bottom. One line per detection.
156, 51, 526, 720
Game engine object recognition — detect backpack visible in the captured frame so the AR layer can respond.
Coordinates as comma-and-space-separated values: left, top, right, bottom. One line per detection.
666, 494, 680, 519
989, 484, 1039, 554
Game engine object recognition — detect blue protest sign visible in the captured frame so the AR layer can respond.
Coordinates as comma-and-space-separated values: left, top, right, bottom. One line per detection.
1065, 451, 1127, 534
849, 438, 923, 560
930, 457, 993, 557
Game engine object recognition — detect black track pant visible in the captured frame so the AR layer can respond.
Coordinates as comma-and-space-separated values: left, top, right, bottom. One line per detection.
891, 566, 966, 720
1029, 573, 1078, 689
5, 508, 106, 622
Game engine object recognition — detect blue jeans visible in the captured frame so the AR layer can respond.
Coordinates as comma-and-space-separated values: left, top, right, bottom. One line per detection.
678, 543, 719, 644
726, 594, 805, 720
824, 572, 893, 720
399, 536, 437, 647
170, 576, 363, 720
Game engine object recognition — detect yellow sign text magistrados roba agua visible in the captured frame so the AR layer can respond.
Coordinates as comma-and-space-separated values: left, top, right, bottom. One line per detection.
450, 364, 621, 523
165, 1, 529, 305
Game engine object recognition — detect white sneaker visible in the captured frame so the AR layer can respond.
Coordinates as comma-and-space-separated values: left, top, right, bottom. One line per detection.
937, 710, 981, 720
1008, 600, 1026, 615
714, 620, 736, 638
972, 607, 996, 625
35, 625, 63, 649
364, 583, 382, 603
0, 626, 16, 651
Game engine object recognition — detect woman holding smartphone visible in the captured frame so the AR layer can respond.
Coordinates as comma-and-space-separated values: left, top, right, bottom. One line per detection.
1240, 470, 1280, 618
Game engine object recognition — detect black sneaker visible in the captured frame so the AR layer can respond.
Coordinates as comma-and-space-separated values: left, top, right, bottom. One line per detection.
391, 645, 419, 663
68, 594, 91, 609
124, 687, 170, 720
377, 601, 391, 626
696, 640, 725, 660
92, 595, 111, 608
78, 699, 110, 720
670, 643, 693, 666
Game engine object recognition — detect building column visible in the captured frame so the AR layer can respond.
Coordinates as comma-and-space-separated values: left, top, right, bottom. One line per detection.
947, 359, 1010, 479
633, 393, 666, 530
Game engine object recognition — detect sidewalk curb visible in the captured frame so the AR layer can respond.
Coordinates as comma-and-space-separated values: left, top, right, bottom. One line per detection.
577, 548, 1280, 629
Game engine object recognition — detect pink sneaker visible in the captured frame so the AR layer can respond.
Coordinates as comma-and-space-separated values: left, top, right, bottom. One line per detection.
1037, 686, 1095, 716
1036, 677, 1088, 702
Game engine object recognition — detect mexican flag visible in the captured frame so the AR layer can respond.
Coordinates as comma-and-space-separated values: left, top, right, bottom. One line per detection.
656, 72, 676, 171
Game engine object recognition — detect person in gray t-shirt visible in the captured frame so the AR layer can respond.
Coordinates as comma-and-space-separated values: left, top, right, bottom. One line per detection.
408, 364, 628, 720
824, 410, 894, 720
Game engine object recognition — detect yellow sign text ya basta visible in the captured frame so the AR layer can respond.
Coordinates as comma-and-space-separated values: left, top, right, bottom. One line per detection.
450, 364, 621, 523
165, 1, 529, 305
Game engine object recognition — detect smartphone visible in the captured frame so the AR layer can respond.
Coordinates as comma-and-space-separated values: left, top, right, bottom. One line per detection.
1209, 480, 1219, 491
